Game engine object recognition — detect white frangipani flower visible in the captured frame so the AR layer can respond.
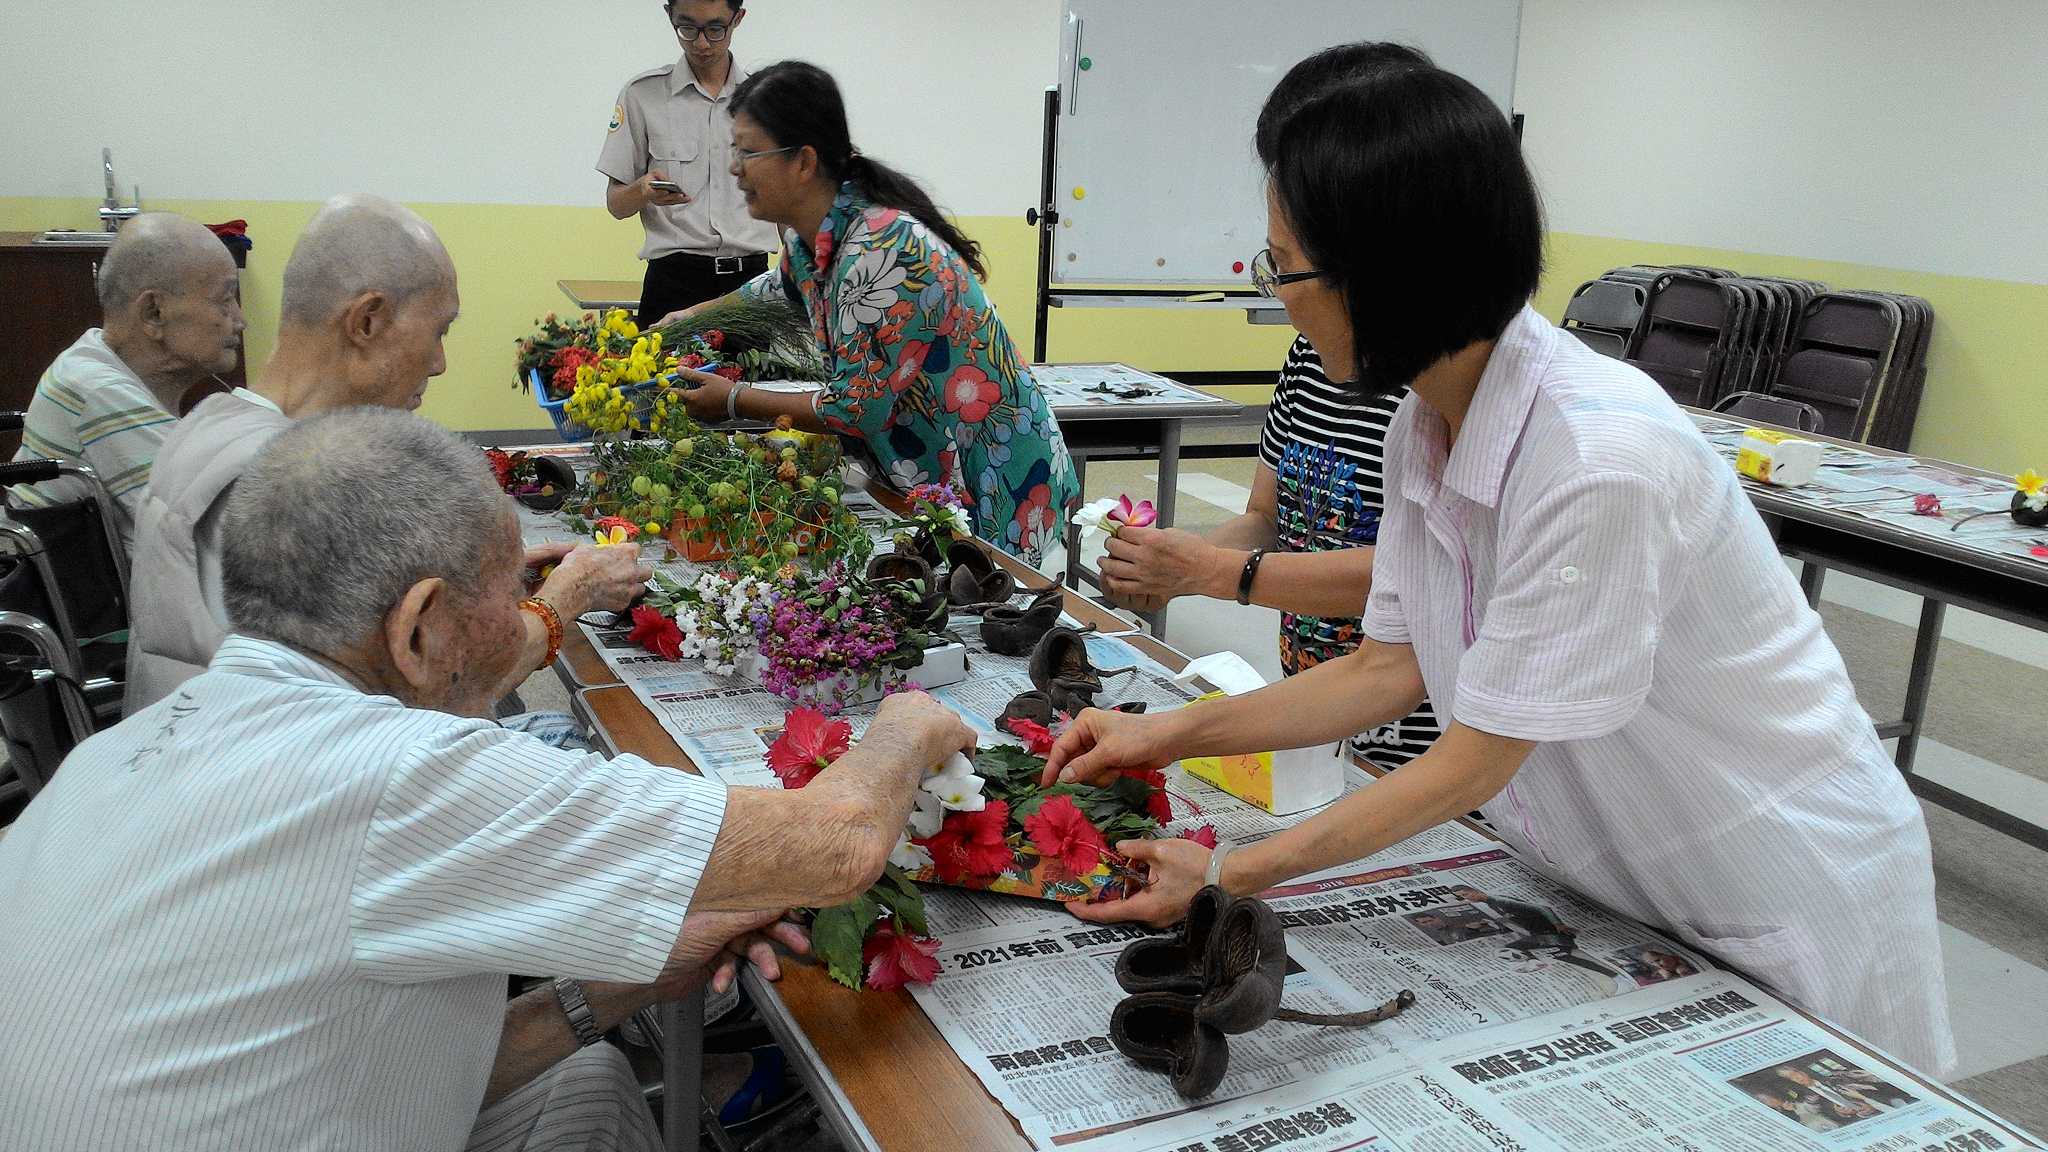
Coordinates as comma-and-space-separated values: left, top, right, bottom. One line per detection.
1070, 497, 1120, 540
888, 833, 934, 871
920, 768, 986, 811
907, 789, 947, 838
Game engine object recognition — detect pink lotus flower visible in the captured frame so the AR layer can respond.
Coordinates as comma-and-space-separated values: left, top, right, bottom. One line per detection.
1110, 495, 1156, 529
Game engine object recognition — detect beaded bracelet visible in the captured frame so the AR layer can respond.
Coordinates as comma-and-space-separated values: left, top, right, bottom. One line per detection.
519, 597, 563, 669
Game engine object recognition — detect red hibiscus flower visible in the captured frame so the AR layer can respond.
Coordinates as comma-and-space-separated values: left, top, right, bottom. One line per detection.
942, 367, 1001, 424
484, 449, 516, 489
917, 800, 1013, 882
764, 707, 852, 789
1178, 825, 1219, 849
626, 604, 684, 662
1119, 767, 1172, 824
1023, 795, 1107, 880
888, 340, 930, 394
862, 916, 942, 990
1004, 716, 1054, 756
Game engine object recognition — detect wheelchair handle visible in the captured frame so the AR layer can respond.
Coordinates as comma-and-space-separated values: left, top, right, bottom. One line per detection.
0, 460, 63, 487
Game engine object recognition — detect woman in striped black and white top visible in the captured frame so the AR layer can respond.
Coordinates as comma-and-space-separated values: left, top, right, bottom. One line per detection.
1097, 332, 1441, 768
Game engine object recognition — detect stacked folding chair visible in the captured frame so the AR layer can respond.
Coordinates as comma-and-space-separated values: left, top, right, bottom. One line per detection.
1775, 291, 1933, 449
1559, 278, 1646, 358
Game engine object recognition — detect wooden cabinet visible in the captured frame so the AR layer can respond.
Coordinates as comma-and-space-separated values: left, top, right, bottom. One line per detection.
0, 231, 246, 459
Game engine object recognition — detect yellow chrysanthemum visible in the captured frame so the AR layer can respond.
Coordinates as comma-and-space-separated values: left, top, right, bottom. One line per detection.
2017, 469, 2046, 498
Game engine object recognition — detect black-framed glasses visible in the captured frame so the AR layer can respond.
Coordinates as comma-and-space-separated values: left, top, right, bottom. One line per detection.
672, 19, 731, 42
1249, 247, 1326, 298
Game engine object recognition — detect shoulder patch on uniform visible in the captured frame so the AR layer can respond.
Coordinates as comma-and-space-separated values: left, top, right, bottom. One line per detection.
608, 103, 624, 133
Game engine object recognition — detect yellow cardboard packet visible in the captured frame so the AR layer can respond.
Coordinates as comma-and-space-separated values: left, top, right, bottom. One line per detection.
1178, 691, 1346, 815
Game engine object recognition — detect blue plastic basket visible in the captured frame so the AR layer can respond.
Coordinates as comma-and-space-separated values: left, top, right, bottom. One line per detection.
530, 368, 590, 441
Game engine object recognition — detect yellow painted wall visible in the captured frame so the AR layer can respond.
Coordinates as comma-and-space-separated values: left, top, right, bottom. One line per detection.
6, 197, 2040, 474
0, 197, 1297, 432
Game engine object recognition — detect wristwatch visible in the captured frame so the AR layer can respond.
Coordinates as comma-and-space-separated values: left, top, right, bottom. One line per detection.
552, 976, 603, 1047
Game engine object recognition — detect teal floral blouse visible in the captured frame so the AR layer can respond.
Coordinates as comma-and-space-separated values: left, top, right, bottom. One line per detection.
743, 183, 1079, 564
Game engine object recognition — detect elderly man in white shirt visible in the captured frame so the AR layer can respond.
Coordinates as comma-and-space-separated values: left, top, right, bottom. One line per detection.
124, 193, 612, 718
1040, 52, 1951, 1075
0, 407, 975, 1151
10, 212, 244, 554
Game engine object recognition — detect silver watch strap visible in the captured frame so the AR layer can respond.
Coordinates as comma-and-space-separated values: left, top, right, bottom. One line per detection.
551, 976, 603, 1047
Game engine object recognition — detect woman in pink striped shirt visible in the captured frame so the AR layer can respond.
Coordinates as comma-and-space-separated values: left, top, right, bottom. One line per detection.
1044, 49, 1951, 1074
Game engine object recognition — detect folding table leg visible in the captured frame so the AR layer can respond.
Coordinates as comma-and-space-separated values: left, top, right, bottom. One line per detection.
1143, 421, 1183, 636
1799, 561, 1827, 609
1895, 599, 1945, 774
1064, 452, 1089, 591
660, 992, 704, 1152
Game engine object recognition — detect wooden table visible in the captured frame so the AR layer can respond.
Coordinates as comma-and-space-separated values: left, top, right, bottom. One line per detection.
569, 539, 2035, 1151
558, 279, 644, 312
572, 547, 1163, 1152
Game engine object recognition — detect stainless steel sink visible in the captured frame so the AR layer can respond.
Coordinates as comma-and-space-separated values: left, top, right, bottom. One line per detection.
33, 230, 115, 247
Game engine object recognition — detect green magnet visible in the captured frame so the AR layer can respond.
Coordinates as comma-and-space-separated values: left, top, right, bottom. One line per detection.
1079, 57, 1093, 70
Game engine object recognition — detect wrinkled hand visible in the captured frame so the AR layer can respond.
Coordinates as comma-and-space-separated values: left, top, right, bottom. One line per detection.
594, 908, 811, 1013
1040, 707, 1176, 787
641, 169, 691, 208
522, 542, 575, 591
1070, 837, 1212, 929
872, 690, 979, 772
537, 543, 651, 619
674, 368, 736, 422
1098, 526, 1223, 604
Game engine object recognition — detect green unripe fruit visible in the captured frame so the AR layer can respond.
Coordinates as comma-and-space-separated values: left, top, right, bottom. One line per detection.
650, 483, 671, 504
630, 475, 652, 497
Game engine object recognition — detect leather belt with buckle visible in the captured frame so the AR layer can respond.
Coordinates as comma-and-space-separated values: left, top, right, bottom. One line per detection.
714, 255, 747, 275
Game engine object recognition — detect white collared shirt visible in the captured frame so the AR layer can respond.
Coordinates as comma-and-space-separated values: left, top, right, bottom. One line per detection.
0, 636, 728, 1151
1360, 306, 1950, 1073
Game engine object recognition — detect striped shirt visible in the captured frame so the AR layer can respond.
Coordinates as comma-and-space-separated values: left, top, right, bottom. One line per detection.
1257, 335, 1440, 766
10, 328, 177, 556
0, 635, 729, 1152
1362, 305, 1950, 1074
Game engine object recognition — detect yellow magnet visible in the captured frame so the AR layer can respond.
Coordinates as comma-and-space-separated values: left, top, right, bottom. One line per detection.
1072, 186, 1086, 200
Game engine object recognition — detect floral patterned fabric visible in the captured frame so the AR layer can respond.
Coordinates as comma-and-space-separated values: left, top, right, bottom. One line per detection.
743, 183, 1079, 564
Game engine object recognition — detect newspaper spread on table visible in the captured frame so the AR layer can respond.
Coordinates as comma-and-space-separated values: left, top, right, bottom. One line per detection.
520, 456, 2035, 1152
1029, 363, 1231, 412
1690, 414, 2048, 566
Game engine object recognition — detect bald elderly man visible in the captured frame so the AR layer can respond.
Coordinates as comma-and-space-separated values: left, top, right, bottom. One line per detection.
10, 212, 244, 554
124, 193, 611, 713
0, 406, 979, 1150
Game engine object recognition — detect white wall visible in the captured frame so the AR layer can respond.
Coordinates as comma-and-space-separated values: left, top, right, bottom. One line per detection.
1516, 0, 2048, 284
0, 0, 1060, 216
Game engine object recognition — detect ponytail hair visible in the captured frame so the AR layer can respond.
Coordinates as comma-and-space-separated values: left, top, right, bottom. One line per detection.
731, 61, 987, 280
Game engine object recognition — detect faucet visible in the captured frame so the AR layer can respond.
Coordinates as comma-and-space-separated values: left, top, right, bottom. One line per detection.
99, 147, 140, 232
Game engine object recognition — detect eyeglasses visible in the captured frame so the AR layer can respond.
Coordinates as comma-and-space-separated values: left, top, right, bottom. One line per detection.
732, 144, 797, 165
672, 20, 731, 42
1249, 247, 1327, 298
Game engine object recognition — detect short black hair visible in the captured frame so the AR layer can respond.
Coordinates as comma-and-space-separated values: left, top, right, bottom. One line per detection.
1267, 59, 1542, 392
1254, 41, 1430, 167
666, 0, 743, 13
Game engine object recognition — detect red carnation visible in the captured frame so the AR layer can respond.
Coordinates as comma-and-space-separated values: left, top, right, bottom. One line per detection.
679, 352, 706, 370
862, 917, 942, 990
484, 449, 516, 489
703, 328, 726, 351
1177, 825, 1219, 849
917, 800, 1012, 882
713, 363, 744, 382
1004, 716, 1055, 756
764, 707, 852, 789
1023, 794, 1107, 880
626, 604, 684, 662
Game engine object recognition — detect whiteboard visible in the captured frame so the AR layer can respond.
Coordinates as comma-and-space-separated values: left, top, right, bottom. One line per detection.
1052, 0, 1521, 286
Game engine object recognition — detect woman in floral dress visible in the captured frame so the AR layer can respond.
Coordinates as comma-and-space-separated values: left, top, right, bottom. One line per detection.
671, 61, 1079, 565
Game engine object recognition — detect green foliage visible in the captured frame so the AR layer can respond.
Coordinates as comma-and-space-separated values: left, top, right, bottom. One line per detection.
809, 893, 880, 990
655, 296, 828, 382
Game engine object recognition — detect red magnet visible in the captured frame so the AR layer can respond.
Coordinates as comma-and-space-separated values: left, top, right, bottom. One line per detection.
1231, 260, 1245, 274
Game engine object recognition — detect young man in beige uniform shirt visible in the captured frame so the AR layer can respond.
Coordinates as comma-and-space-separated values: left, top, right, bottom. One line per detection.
598, 0, 777, 328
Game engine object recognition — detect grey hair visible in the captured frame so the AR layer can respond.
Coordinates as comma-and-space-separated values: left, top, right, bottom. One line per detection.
278, 193, 451, 328
95, 212, 232, 314
220, 407, 508, 655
